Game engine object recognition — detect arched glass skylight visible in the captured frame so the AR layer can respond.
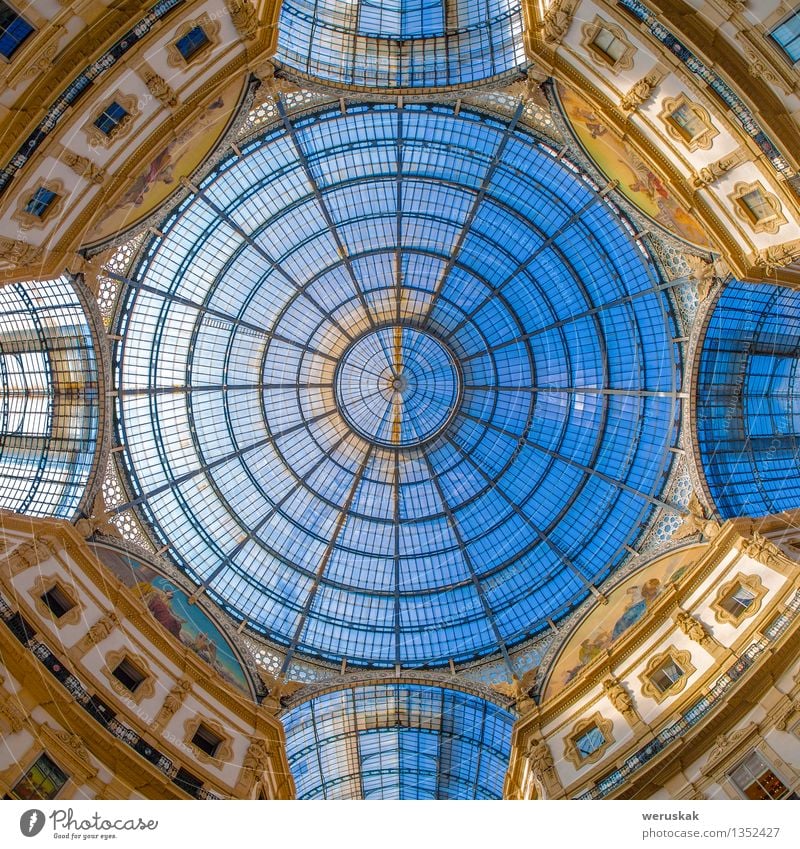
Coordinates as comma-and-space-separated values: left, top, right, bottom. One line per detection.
275, 0, 528, 89
697, 280, 800, 518
113, 101, 681, 669
282, 683, 515, 799
0, 277, 98, 517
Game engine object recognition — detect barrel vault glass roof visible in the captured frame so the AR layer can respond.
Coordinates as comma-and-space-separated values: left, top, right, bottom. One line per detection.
113, 100, 682, 670
0, 277, 98, 518
697, 279, 800, 519
282, 684, 515, 799
275, 0, 528, 89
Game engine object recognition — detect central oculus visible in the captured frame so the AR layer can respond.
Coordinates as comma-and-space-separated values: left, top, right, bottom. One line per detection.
334, 326, 461, 448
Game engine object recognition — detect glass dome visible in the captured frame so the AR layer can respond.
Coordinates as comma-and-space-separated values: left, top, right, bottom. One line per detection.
697, 279, 800, 518
114, 101, 681, 669
0, 277, 98, 518
275, 0, 528, 89
282, 683, 515, 799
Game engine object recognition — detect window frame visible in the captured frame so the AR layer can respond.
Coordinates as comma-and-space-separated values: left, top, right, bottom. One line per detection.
728, 750, 797, 800
0, 0, 35, 62
639, 647, 696, 704
769, 7, 800, 66
9, 752, 69, 800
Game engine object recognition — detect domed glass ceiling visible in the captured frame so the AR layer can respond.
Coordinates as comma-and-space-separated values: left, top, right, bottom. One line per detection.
113, 100, 681, 669
283, 683, 515, 799
275, 0, 527, 89
697, 280, 800, 518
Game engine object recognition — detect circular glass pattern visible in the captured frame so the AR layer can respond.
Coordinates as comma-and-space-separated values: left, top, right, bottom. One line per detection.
334, 326, 461, 448
114, 102, 681, 669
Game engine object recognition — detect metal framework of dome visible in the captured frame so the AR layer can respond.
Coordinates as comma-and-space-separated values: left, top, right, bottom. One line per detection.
112, 99, 682, 671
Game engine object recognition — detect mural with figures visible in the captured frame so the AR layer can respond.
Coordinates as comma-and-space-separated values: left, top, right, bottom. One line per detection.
557, 84, 713, 250
542, 544, 704, 701
91, 543, 251, 695
83, 77, 247, 247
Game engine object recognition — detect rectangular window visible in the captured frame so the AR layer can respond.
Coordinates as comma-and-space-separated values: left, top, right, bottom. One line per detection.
739, 188, 774, 224
111, 657, 146, 693
175, 26, 209, 60
669, 103, 704, 141
10, 754, 68, 800
729, 751, 797, 799
592, 28, 627, 62
40, 584, 75, 619
0, 1, 34, 60
24, 187, 57, 219
191, 723, 222, 757
719, 583, 757, 619
93, 101, 129, 137
650, 657, 684, 693
575, 725, 605, 759
770, 9, 800, 63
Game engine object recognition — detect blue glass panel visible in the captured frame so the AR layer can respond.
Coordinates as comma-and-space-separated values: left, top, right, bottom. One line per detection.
283, 684, 515, 799
697, 280, 800, 517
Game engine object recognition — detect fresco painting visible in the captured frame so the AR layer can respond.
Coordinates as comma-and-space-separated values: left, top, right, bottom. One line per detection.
543, 545, 704, 701
92, 543, 251, 694
84, 77, 247, 245
557, 84, 713, 250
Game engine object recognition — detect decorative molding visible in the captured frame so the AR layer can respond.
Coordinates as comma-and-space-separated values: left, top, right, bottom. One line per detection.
751, 238, 800, 272
226, 0, 258, 41
711, 573, 767, 626
580, 17, 636, 74
541, 0, 579, 47
619, 68, 665, 114
639, 646, 696, 704
140, 67, 178, 109
691, 147, 748, 189
57, 148, 107, 184
674, 610, 716, 650
672, 491, 720, 541
152, 677, 192, 731
658, 94, 719, 152
76, 610, 120, 655
563, 712, 615, 769
602, 677, 641, 726
166, 14, 222, 69
729, 181, 787, 235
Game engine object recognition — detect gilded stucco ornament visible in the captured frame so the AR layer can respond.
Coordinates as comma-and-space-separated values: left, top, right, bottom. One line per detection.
619, 70, 664, 115
257, 670, 304, 712
491, 668, 537, 714
0, 694, 27, 733
602, 678, 640, 725
142, 69, 178, 109
673, 491, 720, 541
226, 0, 259, 41
60, 150, 107, 185
742, 532, 785, 569
675, 610, 715, 650
79, 611, 120, 652
691, 148, 748, 189
541, 0, 578, 46
752, 239, 800, 272
153, 677, 192, 730
0, 238, 43, 268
